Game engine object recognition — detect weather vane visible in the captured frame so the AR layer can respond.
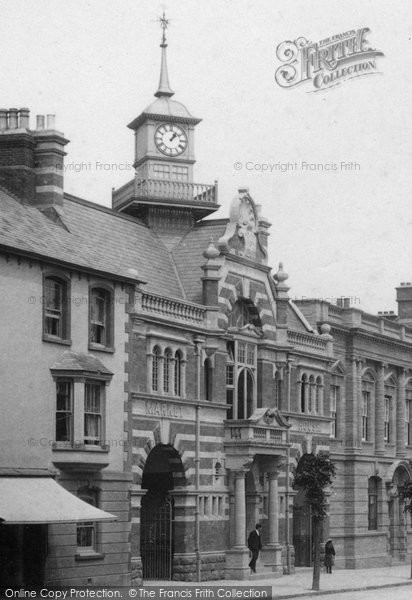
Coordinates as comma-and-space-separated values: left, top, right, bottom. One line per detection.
158, 10, 170, 45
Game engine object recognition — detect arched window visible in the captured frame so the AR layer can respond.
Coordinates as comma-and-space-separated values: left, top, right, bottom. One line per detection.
226, 342, 235, 419
300, 374, 308, 413
330, 383, 339, 438
315, 376, 322, 415
204, 358, 212, 401
174, 350, 182, 396
89, 286, 113, 348
164, 348, 173, 394
237, 368, 254, 419
274, 371, 282, 409
225, 338, 256, 420
43, 274, 70, 341
152, 346, 161, 392
308, 375, 315, 413
228, 299, 262, 329
406, 383, 412, 446
362, 371, 375, 442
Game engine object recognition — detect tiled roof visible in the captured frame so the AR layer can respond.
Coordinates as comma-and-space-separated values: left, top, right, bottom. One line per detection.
172, 220, 228, 303
0, 189, 184, 298
50, 351, 113, 375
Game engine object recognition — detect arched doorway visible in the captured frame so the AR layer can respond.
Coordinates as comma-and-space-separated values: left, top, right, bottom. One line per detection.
293, 487, 312, 567
140, 444, 185, 580
389, 465, 410, 560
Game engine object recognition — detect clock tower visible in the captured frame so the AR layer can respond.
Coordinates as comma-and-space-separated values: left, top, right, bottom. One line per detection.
112, 13, 218, 232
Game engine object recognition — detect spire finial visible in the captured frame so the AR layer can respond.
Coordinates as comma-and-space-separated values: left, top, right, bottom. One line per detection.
155, 11, 174, 98
158, 10, 169, 45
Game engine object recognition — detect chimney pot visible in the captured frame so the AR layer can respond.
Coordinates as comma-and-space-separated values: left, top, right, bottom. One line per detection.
36, 115, 45, 130
46, 114, 55, 130
19, 108, 30, 130
8, 108, 18, 129
0, 109, 7, 130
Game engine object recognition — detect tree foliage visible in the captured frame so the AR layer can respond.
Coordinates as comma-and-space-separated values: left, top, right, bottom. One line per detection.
400, 481, 412, 514
292, 452, 336, 591
292, 453, 336, 520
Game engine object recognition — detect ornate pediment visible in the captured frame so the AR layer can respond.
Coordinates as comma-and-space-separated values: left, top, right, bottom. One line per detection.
330, 360, 346, 375
218, 189, 267, 262
247, 408, 290, 429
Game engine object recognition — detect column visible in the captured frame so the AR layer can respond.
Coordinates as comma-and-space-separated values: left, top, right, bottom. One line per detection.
376, 363, 386, 454
286, 360, 293, 412
225, 469, 250, 579
396, 369, 407, 457
356, 359, 363, 446
345, 357, 358, 449
260, 464, 283, 573
296, 379, 302, 413
268, 471, 279, 545
234, 471, 246, 548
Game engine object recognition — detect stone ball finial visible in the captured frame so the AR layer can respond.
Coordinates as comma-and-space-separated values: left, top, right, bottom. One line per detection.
203, 239, 220, 260
275, 262, 289, 283
320, 323, 331, 335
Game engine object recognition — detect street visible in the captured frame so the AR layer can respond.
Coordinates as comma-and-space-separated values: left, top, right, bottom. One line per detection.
297, 584, 412, 600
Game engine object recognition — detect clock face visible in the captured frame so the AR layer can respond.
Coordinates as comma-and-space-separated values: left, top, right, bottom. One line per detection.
155, 124, 188, 156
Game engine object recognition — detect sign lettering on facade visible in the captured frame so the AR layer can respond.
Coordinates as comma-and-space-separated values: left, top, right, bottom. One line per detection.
145, 400, 182, 419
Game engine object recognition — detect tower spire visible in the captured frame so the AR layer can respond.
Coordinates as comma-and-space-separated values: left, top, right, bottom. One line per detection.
155, 11, 174, 98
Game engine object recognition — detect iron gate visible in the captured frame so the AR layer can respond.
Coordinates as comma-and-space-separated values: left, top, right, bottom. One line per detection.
293, 502, 312, 567
141, 492, 173, 580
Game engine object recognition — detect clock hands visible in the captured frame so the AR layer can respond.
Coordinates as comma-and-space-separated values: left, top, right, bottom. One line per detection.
155, 124, 187, 155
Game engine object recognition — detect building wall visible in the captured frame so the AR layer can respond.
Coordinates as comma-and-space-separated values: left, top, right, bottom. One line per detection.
0, 252, 132, 585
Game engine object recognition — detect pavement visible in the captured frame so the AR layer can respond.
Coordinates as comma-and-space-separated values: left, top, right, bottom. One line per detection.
252, 564, 412, 598
145, 564, 412, 598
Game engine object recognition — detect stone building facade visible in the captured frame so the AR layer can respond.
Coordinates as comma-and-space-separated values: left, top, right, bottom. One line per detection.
0, 31, 411, 587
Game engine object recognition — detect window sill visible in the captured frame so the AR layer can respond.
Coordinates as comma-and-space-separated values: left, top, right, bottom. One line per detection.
88, 343, 115, 354
52, 442, 109, 452
43, 335, 72, 346
75, 551, 105, 561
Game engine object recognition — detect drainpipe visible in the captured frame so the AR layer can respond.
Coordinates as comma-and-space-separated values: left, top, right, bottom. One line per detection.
194, 338, 203, 582
195, 404, 201, 581
285, 427, 291, 575
285, 359, 292, 574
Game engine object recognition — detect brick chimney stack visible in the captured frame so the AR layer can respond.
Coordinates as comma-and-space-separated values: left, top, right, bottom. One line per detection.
0, 108, 36, 200
396, 282, 412, 323
33, 112, 69, 209
0, 108, 69, 210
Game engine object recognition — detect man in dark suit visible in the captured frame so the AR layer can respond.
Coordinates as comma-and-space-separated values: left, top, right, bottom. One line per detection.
247, 523, 262, 573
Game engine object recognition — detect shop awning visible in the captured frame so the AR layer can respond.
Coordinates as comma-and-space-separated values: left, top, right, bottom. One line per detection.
0, 477, 118, 524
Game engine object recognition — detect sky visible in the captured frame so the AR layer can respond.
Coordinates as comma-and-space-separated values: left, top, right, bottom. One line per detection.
0, 0, 411, 314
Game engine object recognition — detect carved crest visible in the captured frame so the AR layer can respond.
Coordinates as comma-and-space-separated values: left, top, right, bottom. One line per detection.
218, 190, 266, 261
